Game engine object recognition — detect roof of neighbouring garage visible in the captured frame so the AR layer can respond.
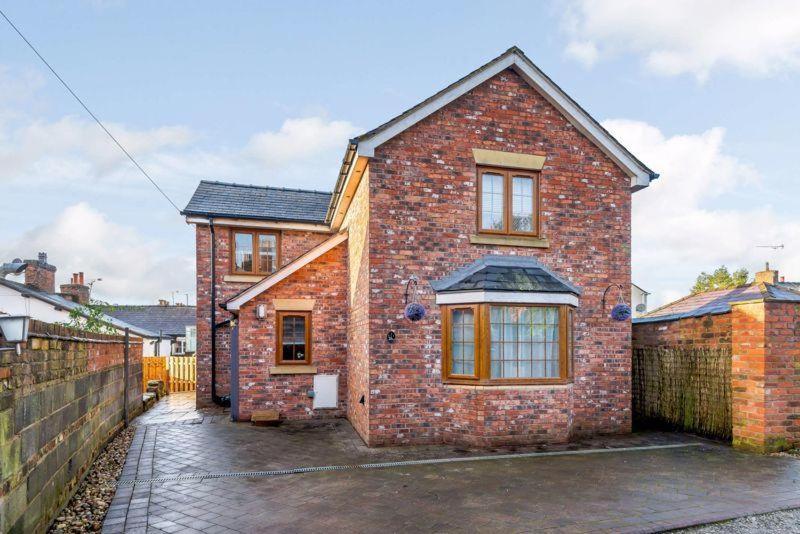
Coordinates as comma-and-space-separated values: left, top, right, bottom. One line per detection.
634, 283, 800, 324
103, 305, 196, 338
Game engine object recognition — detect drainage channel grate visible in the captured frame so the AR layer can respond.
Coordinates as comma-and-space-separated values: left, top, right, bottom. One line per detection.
117, 442, 705, 486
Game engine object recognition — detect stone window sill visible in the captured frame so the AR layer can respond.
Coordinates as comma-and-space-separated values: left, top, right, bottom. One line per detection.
224, 274, 266, 283
469, 234, 549, 248
269, 365, 317, 375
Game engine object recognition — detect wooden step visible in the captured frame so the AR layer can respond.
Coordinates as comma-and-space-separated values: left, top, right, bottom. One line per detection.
251, 409, 281, 426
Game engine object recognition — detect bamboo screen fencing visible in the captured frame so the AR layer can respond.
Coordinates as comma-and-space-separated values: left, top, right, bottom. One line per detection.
632, 346, 732, 441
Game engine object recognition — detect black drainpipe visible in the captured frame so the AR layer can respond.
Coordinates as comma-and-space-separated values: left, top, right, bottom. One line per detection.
209, 218, 229, 407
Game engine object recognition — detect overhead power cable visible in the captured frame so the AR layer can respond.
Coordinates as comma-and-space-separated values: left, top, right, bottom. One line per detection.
0, 8, 181, 213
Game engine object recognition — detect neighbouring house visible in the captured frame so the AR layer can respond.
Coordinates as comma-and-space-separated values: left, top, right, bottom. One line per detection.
631, 283, 649, 317
633, 264, 800, 452
0, 253, 158, 342
183, 46, 659, 447
104, 301, 197, 356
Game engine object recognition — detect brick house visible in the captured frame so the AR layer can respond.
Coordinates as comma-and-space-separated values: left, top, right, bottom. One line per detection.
183, 47, 658, 447
633, 265, 800, 452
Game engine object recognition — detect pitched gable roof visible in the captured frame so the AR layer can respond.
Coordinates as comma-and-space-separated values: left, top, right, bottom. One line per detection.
182, 180, 331, 224
327, 46, 658, 224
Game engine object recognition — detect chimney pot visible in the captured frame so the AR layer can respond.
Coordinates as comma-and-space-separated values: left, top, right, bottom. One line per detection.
38, 252, 47, 264
79, 272, 84, 285
781, 276, 786, 283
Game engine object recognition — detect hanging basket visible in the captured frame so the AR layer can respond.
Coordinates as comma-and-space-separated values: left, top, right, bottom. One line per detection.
602, 284, 632, 322
611, 303, 632, 321
403, 276, 426, 322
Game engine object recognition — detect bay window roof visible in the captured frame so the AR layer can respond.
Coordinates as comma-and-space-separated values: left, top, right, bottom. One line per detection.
432, 256, 581, 306
432, 256, 581, 294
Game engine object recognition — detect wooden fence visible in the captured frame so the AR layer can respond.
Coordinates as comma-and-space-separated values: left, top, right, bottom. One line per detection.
632, 346, 732, 440
142, 355, 196, 393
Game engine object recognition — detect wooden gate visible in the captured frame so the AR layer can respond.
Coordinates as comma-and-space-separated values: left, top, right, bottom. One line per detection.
167, 356, 196, 392
142, 356, 167, 391
142, 355, 196, 393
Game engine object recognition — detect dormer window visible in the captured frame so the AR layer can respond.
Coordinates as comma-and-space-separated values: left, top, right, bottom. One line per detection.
477, 166, 538, 236
231, 229, 280, 275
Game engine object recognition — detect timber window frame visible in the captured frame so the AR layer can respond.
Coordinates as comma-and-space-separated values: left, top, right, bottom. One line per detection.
276, 311, 312, 365
477, 166, 539, 237
442, 303, 573, 385
230, 229, 281, 275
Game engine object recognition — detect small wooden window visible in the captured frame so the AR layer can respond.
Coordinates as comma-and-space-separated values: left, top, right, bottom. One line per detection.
277, 311, 311, 364
231, 230, 281, 275
477, 166, 539, 236
442, 304, 572, 385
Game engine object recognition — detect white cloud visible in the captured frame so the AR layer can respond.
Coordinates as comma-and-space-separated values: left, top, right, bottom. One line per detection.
1, 203, 195, 304
605, 119, 800, 307
562, 0, 800, 80
246, 117, 359, 168
0, 64, 360, 304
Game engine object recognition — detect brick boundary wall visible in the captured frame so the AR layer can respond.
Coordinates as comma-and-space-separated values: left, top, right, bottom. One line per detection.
0, 321, 143, 533
732, 301, 800, 452
633, 299, 800, 453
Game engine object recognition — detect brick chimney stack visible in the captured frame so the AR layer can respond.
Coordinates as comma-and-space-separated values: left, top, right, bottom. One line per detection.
754, 262, 779, 285
59, 272, 91, 305
23, 252, 56, 293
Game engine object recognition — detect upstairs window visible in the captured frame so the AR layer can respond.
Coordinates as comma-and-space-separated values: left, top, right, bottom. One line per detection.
477, 166, 538, 236
231, 230, 280, 275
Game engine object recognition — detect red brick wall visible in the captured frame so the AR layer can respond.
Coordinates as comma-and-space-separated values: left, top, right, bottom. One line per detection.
235, 244, 348, 420
364, 68, 632, 446
732, 300, 800, 452
341, 176, 371, 441
632, 314, 732, 350
195, 224, 331, 407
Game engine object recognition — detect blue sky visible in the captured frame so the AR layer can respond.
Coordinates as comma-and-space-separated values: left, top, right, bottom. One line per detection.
2, 1, 799, 306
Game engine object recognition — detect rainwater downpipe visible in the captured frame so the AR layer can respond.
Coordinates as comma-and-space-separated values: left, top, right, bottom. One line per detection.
209, 218, 226, 406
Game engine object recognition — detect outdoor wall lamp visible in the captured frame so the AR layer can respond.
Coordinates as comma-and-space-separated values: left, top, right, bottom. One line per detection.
256, 304, 267, 320
0, 315, 31, 355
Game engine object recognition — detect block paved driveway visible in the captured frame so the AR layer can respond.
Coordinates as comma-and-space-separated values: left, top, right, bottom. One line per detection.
104, 393, 800, 534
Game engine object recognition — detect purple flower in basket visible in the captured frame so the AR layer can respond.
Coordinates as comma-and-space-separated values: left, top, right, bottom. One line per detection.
404, 302, 426, 322
610, 303, 632, 322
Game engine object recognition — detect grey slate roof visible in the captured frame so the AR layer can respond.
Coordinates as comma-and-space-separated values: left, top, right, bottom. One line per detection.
103, 305, 196, 338
182, 180, 332, 224
633, 283, 800, 325
431, 256, 581, 295
0, 278, 158, 338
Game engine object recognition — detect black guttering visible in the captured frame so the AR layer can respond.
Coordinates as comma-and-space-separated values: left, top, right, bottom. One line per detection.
325, 141, 358, 225
209, 219, 229, 407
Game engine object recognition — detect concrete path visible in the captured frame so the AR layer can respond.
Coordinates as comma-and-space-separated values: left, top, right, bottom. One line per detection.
104, 393, 800, 533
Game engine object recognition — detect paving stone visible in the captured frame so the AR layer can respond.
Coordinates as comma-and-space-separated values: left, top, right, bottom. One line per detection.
104, 392, 800, 533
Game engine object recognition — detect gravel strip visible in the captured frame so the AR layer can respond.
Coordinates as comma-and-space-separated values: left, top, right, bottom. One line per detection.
48, 427, 135, 533
676, 508, 800, 533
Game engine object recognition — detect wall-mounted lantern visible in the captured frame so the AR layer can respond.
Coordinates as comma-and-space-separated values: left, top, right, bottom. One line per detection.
0, 315, 30, 355
256, 304, 267, 320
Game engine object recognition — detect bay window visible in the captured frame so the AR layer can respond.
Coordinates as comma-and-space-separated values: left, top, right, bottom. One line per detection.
442, 304, 573, 385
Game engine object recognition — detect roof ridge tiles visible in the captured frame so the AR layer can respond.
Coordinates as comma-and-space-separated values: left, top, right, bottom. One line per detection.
199, 179, 332, 195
